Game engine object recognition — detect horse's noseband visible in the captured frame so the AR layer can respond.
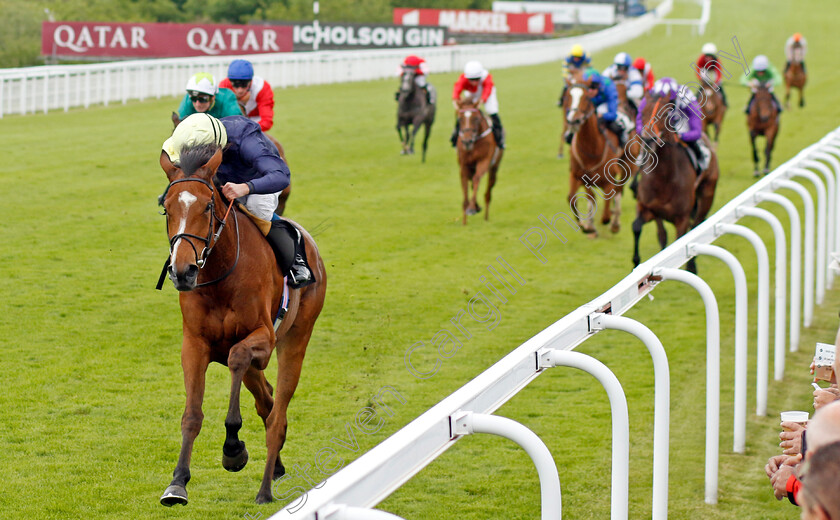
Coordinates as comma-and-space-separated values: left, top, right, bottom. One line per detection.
160, 177, 228, 268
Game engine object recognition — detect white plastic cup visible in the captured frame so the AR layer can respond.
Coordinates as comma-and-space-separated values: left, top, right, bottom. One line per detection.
780, 410, 809, 431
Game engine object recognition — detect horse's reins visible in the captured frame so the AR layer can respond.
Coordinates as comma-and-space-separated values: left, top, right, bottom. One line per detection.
156, 177, 241, 290
457, 108, 493, 147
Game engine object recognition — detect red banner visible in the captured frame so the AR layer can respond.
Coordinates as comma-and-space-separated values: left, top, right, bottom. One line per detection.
41, 22, 293, 58
393, 8, 552, 35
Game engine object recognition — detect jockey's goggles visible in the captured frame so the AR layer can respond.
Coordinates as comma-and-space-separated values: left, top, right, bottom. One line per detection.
617, 65, 628, 71
189, 93, 211, 103
230, 79, 251, 88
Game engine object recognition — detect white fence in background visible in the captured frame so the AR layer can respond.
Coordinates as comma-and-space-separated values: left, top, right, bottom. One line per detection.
269, 128, 840, 520
0, 0, 673, 118
657, 0, 710, 36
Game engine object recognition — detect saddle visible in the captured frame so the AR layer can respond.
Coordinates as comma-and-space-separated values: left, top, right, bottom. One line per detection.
679, 141, 710, 176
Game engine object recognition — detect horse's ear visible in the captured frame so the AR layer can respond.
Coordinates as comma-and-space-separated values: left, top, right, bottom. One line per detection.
203, 148, 224, 177
171, 112, 180, 129
160, 150, 181, 182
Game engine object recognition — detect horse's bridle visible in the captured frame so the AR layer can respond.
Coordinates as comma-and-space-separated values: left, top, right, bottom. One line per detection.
457, 107, 492, 149
566, 83, 597, 128
156, 176, 240, 289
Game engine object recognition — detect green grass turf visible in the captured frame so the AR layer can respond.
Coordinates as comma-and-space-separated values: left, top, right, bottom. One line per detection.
0, 0, 838, 518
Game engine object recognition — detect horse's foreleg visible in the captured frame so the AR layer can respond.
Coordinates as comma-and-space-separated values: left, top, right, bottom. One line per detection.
421, 120, 433, 163
784, 85, 791, 110
610, 192, 622, 233
257, 322, 317, 504
460, 164, 471, 225
799, 87, 805, 108
484, 158, 500, 221
470, 162, 488, 216
750, 133, 760, 176
674, 216, 696, 273
223, 331, 272, 474
765, 127, 778, 174
160, 346, 210, 506
655, 219, 667, 249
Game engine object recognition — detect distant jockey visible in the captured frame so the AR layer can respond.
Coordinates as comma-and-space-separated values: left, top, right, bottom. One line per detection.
784, 33, 808, 73
632, 57, 655, 92
559, 44, 592, 106
636, 77, 711, 176
695, 42, 728, 106
740, 55, 783, 114
396, 55, 434, 104
451, 60, 505, 149
602, 52, 645, 107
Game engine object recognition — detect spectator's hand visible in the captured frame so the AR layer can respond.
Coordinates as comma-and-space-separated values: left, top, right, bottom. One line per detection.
765, 454, 787, 477
770, 462, 799, 500
814, 386, 840, 410
779, 428, 803, 455
222, 182, 250, 200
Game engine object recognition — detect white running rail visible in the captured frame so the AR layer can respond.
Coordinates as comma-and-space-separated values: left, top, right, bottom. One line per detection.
269, 126, 840, 519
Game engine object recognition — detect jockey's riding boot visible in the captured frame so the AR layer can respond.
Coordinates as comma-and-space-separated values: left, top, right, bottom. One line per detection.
394, 91, 399, 101
558, 85, 569, 107
629, 171, 640, 198
266, 221, 314, 289
686, 139, 708, 175
490, 114, 505, 149
785, 61, 790, 73
606, 119, 625, 147
744, 94, 755, 115
719, 85, 728, 107
772, 94, 783, 113
450, 121, 460, 147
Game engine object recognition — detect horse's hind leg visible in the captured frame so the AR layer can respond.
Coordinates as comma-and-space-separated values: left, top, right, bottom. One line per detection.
750, 133, 760, 176
632, 208, 651, 267
655, 219, 667, 250
160, 347, 210, 506
421, 120, 433, 163
799, 87, 805, 108
257, 314, 321, 503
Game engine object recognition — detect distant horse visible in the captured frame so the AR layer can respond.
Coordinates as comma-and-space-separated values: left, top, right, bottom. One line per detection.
747, 84, 780, 176
699, 84, 726, 144
784, 60, 807, 109
455, 99, 503, 225
172, 111, 291, 215
157, 145, 326, 505
396, 66, 436, 162
565, 81, 630, 236
633, 92, 719, 273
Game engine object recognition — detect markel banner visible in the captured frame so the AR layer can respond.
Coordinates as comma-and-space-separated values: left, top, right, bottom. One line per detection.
41, 21, 294, 58
393, 8, 552, 34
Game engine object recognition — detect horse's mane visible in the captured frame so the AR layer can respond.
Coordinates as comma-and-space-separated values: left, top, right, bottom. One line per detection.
178, 143, 220, 176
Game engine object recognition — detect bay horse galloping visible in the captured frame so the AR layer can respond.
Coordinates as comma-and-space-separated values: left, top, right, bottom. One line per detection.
747, 84, 780, 176
784, 60, 807, 109
455, 99, 503, 225
633, 91, 719, 273
172, 111, 292, 216
565, 81, 629, 236
158, 146, 326, 505
699, 84, 726, 144
396, 66, 436, 162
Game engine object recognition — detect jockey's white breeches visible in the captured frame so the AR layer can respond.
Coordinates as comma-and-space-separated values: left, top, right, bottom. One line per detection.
239, 192, 281, 221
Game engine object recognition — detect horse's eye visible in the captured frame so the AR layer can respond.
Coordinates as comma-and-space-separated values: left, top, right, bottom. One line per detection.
205, 203, 212, 213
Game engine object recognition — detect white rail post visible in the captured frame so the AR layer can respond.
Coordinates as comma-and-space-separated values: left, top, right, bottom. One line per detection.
588, 314, 669, 520
774, 179, 815, 328
689, 243, 747, 453
737, 207, 788, 380
802, 156, 837, 281
788, 169, 827, 305
814, 146, 840, 253
756, 192, 802, 351
450, 412, 562, 520
652, 268, 720, 504
718, 224, 770, 416
539, 349, 629, 520
318, 505, 408, 520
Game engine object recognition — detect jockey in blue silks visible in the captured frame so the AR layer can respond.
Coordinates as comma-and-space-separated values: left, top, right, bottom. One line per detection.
636, 77, 711, 175
582, 69, 630, 147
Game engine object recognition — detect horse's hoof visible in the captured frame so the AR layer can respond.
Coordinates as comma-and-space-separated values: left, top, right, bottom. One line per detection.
222, 443, 249, 472
763, 168, 771, 175
160, 485, 188, 506
752, 170, 761, 178
557, 153, 564, 159
400, 150, 407, 155
256, 491, 274, 504
273, 459, 286, 479
466, 208, 478, 216
611, 223, 621, 234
